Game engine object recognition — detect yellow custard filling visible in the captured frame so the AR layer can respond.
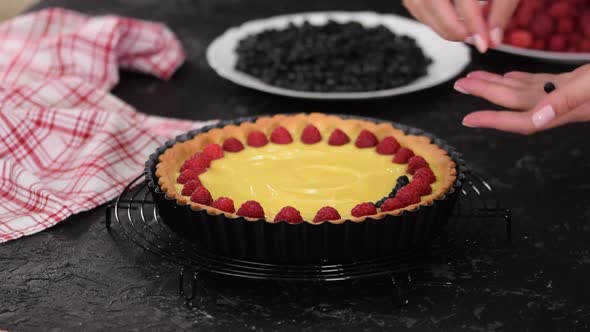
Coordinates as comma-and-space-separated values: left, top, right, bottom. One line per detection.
175, 142, 442, 220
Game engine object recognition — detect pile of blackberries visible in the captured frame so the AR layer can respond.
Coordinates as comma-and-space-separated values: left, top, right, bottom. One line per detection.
235, 20, 432, 93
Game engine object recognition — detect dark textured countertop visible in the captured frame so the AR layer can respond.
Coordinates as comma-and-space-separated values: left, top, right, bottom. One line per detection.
2, 0, 590, 331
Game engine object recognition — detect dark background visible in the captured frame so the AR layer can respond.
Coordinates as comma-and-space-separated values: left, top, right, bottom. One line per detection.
1, 0, 589, 331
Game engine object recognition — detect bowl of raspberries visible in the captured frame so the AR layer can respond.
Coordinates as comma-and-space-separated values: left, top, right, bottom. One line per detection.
495, 0, 590, 64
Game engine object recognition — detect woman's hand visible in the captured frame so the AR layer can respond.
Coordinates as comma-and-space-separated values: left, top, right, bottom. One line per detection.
455, 64, 590, 135
402, 0, 520, 52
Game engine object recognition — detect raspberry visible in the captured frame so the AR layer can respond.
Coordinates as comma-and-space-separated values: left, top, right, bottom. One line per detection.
274, 206, 303, 224
328, 128, 350, 146
407, 156, 429, 174
581, 40, 590, 52
270, 126, 293, 144
530, 14, 553, 38
247, 130, 269, 147
557, 18, 574, 34
376, 136, 400, 155
413, 167, 436, 184
507, 29, 533, 48
181, 179, 201, 196
514, 8, 533, 28
409, 178, 432, 196
548, 2, 570, 18
313, 206, 341, 222
393, 147, 415, 164
532, 39, 545, 50
177, 169, 199, 184
237, 200, 265, 218
190, 186, 213, 205
222, 137, 244, 152
355, 129, 378, 148
548, 35, 567, 52
380, 198, 405, 212
203, 143, 224, 160
351, 202, 377, 217
395, 186, 421, 206
211, 197, 235, 213
180, 153, 211, 172
301, 124, 322, 144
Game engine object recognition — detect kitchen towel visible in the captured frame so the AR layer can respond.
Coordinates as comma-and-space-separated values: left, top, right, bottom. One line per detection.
0, 8, 213, 243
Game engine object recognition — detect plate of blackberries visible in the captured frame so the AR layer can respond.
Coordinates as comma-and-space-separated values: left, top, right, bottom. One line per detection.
206, 11, 471, 99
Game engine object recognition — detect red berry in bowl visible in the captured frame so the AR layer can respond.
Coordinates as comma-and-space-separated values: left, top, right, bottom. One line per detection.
548, 35, 567, 52
507, 29, 533, 48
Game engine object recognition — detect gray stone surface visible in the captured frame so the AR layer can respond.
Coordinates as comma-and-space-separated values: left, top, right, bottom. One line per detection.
1, 0, 590, 330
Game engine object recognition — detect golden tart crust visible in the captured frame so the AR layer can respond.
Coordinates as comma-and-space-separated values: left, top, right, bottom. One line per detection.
156, 113, 457, 224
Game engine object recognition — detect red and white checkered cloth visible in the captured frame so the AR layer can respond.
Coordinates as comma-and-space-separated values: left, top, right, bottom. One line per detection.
0, 8, 214, 243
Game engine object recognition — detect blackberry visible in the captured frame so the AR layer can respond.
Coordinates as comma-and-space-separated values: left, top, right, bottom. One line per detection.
375, 197, 387, 207
389, 175, 410, 198
234, 20, 432, 92
544, 82, 556, 93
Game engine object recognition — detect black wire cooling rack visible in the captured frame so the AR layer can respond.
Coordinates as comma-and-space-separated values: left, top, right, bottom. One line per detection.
105, 171, 511, 301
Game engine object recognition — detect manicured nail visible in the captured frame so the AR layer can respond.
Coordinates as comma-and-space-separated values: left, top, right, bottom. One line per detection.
473, 34, 488, 53
453, 82, 469, 95
490, 27, 503, 47
462, 119, 478, 128
532, 104, 555, 128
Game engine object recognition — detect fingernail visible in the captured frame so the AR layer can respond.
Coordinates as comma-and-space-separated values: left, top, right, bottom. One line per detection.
453, 82, 469, 95
464, 35, 474, 43
532, 104, 555, 128
490, 27, 503, 47
473, 34, 488, 53
462, 119, 478, 128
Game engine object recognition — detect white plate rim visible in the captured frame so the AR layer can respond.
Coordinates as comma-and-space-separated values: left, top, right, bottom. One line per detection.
206, 11, 472, 100
495, 44, 590, 64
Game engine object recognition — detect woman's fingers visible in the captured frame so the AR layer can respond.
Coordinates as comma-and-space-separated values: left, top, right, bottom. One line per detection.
454, 0, 489, 52
487, 0, 521, 47
454, 77, 538, 110
530, 73, 590, 129
462, 110, 536, 134
463, 102, 590, 135
402, 0, 468, 41
466, 71, 528, 88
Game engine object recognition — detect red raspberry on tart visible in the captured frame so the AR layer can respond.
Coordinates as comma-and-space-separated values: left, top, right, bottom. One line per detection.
313, 206, 341, 222
301, 124, 322, 144
351, 202, 377, 217
270, 126, 293, 144
376, 136, 400, 155
211, 197, 235, 213
274, 206, 303, 224
222, 137, 244, 152
393, 147, 415, 164
190, 185, 213, 205
247, 130, 269, 147
328, 128, 350, 146
237, 200, 265, 219
355, 129, 378, 148
203, 143, 224, 160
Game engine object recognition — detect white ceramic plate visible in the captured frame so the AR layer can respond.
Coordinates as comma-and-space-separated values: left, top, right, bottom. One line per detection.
206, 11, 471, 100
495, 44, 590, 65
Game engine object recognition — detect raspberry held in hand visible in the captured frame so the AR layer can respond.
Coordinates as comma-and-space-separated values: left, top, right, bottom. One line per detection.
328, 128, 350, 146
274, 206, 304, 223
355, 129, 378, 148
237, 200, 265, 218
313, 206, 341, 222
351, 202, 377, 217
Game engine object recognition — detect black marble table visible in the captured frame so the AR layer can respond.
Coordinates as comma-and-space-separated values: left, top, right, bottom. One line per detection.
1, 0, 589, 331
